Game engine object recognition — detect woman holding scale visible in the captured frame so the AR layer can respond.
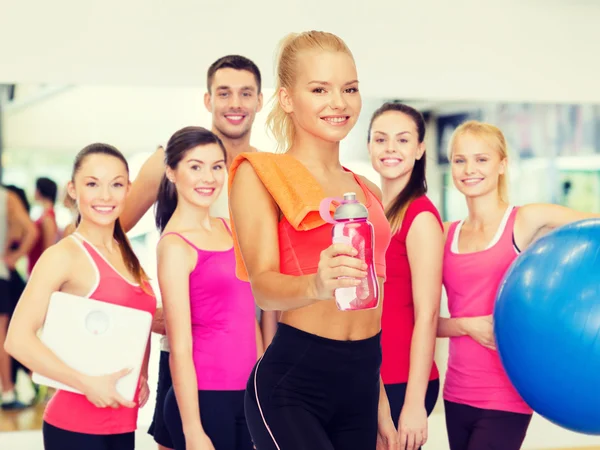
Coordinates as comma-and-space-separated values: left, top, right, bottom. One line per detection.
5, 144, 157, 450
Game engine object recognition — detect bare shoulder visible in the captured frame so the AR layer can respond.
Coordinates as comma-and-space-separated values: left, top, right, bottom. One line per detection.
408, 212, 445, 242
231, 159, 275, 206
157, 233, 192, 257
358, 175, 383, 202
33, 238, 78, 275
6, 190, 23, 213
233, 159, 259, 183
413, 211, 443, 230
156, 233, 197, 273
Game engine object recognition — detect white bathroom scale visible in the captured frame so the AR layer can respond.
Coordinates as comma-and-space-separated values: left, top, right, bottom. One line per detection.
32, 291, 153, 402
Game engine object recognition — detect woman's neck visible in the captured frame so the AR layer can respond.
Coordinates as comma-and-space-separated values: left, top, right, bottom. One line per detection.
76, 220, 117, 252
465, 193, 509, 229
381, 174, 410, 209
40, 199, 54, 212
169, 201, 213, 231
287, 129, 342, 175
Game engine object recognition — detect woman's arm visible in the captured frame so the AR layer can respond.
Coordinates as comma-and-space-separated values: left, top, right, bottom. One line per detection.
404, 213, 443, 409
395, 212, 443, 448
121, 146, 165, 233
4, 243, 136, 407
4, 245, 87, 390
437, 316, 495, 350
437, 317, 468, 338
141, 335, 151, 379
138, 335, 152, 407
377, 376, 400, 449
151, 307, 166, 335
158, 235, 205, 442
229, 161, 364, 311
517, 203, 600, 249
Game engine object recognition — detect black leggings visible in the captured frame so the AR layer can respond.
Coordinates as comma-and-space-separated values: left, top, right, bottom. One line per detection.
444, 400, 532, 450
245, 323, 382, 450
43, 422, 134, 450
148, 350, 174, 448
164, 387, 252, 450
384, 380, 439, 450
385, 378, 440, 424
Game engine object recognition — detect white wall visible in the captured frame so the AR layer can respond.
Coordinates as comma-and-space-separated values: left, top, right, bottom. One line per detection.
3, 86, 277, 156
1, 0, 600, 103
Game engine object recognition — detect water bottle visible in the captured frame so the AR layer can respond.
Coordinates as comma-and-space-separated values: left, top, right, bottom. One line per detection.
319, 192, 379, 311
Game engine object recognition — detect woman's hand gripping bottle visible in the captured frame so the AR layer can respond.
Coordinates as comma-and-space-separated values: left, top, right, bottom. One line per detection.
319, 192, 379, 311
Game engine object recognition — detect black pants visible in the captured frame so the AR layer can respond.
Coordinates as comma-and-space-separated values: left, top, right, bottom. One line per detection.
444, 400, 532, 450
245, 323, 382, 450
164, 387, 252, 450
148, 350, 174, 448
383, 380, 439, 450
385, 378, 439, 424
43, 422, 134, 450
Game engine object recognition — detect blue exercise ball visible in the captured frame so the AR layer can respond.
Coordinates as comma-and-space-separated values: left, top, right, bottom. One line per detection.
494, 219, 600, 435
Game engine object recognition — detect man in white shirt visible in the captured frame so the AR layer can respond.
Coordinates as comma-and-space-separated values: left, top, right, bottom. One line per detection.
121, 55, 263, 230
121, 55, 277, 450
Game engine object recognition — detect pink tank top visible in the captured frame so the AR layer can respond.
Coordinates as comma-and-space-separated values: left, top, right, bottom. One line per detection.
442, 206, 532, 414
161, 218, 256, 390
44, 233, 157, 434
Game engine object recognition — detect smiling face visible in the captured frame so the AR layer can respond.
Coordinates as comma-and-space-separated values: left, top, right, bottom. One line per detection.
204, 68, 263, 140
368, 110, 425, 181
166, 143, 226, 209
279, 50, 361, 145
68, 153, 130, 227
450, 132, 507, 199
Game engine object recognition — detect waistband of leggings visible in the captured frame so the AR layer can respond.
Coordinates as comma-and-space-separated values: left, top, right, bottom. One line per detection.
276, 322, 381, 351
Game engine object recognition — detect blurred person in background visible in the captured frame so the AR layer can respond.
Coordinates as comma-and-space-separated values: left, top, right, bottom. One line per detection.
0, 184, 38, 409
28, 177, 59, 275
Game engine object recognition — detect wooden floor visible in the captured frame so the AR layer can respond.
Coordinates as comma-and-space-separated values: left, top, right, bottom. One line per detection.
0, 400, 46, 432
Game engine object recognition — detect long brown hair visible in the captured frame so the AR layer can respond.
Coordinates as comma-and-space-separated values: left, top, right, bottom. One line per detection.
154, 126, 226, 232
72, 143, 151, 291
368, 102, 427, 234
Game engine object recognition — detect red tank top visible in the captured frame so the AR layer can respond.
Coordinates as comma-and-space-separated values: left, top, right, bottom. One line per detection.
43, 233, 156, 434
278, 171, 390, 279
381, 196, 441, 384
228, 152, 391, 282
28, 208, 56, 274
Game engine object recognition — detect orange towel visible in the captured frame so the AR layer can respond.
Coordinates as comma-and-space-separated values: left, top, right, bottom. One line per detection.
227, 152, 333, 281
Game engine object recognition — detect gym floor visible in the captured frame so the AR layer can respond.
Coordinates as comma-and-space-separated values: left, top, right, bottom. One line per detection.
2, 399, 600, 450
